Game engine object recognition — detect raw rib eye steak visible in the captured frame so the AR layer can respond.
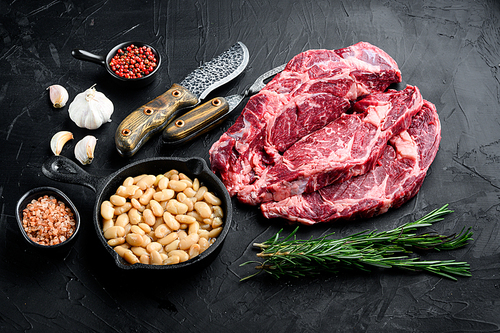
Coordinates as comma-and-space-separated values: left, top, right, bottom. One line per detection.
260, 101, 441, 224
237, 85, 423, 205
209, 42, 441, 224
210, 42, 402, 197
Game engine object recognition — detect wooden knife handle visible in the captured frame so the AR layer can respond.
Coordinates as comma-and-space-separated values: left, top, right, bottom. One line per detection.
162, 97, 229, 145
115, 83, 198, 156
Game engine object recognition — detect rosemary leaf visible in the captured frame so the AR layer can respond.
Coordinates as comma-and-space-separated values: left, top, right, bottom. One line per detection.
241, 205, 473, 281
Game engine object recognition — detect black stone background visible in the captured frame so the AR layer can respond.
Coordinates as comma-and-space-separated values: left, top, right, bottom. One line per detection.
1, 1, 499, 332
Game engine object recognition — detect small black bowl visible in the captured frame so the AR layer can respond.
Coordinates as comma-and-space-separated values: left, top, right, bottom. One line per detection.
72, 41, 161, 87
15, 186, 81, 249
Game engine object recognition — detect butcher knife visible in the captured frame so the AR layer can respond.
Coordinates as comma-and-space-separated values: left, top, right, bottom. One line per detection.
115, 42, 249, 157
162, 63, 286, 145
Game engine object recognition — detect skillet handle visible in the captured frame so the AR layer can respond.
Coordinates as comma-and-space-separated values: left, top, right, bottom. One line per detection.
71, 49, 106, 67
42, 156, 102, 192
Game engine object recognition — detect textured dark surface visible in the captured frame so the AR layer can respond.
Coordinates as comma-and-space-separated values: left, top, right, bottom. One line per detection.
1, 1, 499, 332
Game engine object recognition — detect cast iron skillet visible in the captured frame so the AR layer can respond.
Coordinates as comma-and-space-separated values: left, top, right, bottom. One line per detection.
72, 41, 161, 87
41, 155, 232, 271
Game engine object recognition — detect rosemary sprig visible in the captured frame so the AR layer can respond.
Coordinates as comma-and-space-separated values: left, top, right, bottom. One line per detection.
241, 205, 473, 281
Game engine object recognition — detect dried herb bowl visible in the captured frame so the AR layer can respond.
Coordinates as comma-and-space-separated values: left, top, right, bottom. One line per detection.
41, 155, 233, 272
15, 186, 81, 249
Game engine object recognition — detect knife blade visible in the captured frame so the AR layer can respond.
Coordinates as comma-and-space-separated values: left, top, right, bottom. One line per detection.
162, 63, 286, 145
115, 41, 250, 157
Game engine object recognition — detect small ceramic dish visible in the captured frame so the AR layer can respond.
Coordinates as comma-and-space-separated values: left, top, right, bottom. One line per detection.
72, 41, 162, 87
15, 186, 81, 249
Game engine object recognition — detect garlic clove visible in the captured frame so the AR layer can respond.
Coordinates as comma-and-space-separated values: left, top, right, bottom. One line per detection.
47, 85, 69, 108
74, 135, 97, 165
50, 131, 74, 155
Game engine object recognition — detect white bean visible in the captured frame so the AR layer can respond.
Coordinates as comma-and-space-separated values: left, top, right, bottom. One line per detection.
194, 201, 212, 219
110, 194, 127, 206
104, 226, 125, 239
203, 192, 222, 206
103, 168, 225, 267
100, 201, 114, 220
166, 200, 188, 215
169, 250, 189, 262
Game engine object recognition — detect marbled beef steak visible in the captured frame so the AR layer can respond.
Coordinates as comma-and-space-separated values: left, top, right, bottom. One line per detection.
260, 100, 441, 224
210, 42, 402, 197
237, 85, 423, 205
210, 42, 441, 224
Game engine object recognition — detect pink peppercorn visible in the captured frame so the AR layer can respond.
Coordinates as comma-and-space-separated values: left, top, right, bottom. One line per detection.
109, 45, 158, 79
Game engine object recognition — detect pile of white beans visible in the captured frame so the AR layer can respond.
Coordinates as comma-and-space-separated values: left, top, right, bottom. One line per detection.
101, 169, 224, 265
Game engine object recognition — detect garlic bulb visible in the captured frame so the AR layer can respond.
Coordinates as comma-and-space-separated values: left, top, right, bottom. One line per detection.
47, 85, 69, 108
68, 85, 114, 130
74, 135, 97, 165
50, 131, 73, 155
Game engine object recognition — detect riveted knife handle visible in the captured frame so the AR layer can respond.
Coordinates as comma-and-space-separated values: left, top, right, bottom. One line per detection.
162, 97, 229, 145
115, 83, 198, 156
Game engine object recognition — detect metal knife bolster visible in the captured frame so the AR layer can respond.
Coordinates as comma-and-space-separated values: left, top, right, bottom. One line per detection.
115, 83, 198, 156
